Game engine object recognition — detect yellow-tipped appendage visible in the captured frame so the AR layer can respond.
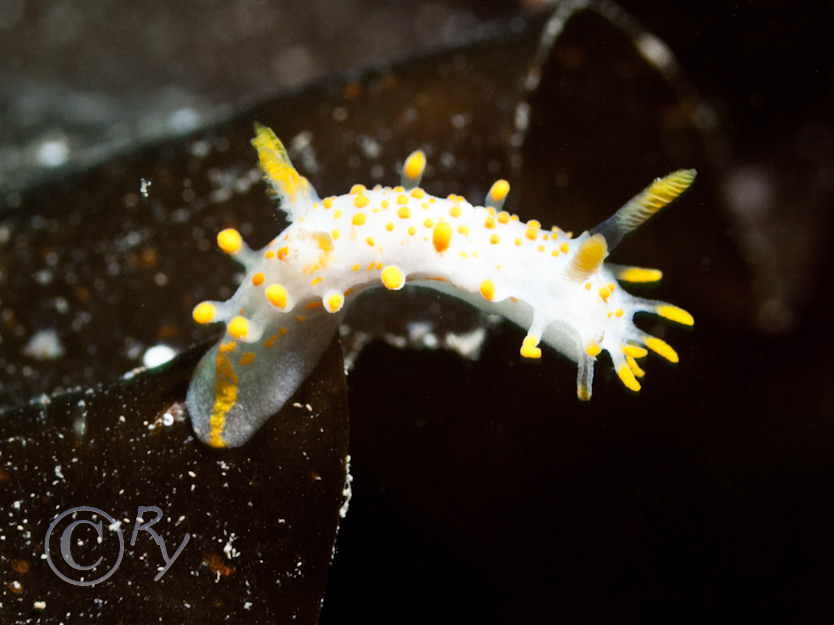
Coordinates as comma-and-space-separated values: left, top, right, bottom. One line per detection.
402, 150, 426, 188
520, 335, 542, 359
217, 228, 242, 255
486, 179, 510, 210
615, 266, 663, 283
656, 304, 694, 326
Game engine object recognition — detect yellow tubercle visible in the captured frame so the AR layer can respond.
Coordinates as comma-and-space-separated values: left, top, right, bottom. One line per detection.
265, 283, 288, 309
324, 291, 345, 313
433, 221, 452, 253
217, 228, 242, 255
228, 316, 249, 340
479, 279, 495, 301
193, 302, 216, 325
381, 265, 405, 290
352, 212, 366, 225
585, 342, 601, 357
520, 335, 542, 359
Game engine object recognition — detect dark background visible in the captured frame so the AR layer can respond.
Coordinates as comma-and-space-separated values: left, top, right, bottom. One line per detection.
2, 1, 834, 623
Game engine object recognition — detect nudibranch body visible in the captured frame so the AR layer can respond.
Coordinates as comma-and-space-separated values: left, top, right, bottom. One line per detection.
187, 123, 695, 448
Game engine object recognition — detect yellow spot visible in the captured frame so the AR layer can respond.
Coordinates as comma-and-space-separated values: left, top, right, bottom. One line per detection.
228, 316, 249, 340
598, 285, 611, 301
192, 302, 216, 324
527, 219, 541, 230
386, 222, 395, 231
489, 179, 510, 203
350, 184, 366, 195
381, 200, 390, 209
352, 212, 366, 225
551, 249, 560, 257
323, 197, 334, 209
564, 234, 607, 282
398, 206, 411, 219
408, 225, 416, 235
410, 187, 425, 199
520, 335, 542, 359
484, 216, 496, 229
514, 238, 522, 246
311, 276, 322, 286
525, 227, 538, 241
433, 221, 453, 253
559, 242, 570, 253
334, 209, 342, 218
381, 265, 405, 290
423, 218, 434, 228
490, 233, 500, 245
479, 279, 495, 301
265, 250, 275, 259
354, 195, 369, 208
617, 365, 641, 392
458, 224, 470, 235
449, 205, 462, 218
656, 304, 694, 326
586, 342, 601, 357
645, 337, 679, 363
394, 185, 405, 193
217, 228, 242, 254
498, 211, 510, 224
366, 236, 376, 246
240, 352, 256, 366
277, 246, 289, 260
397, 193, 409, 205
324, 291, 345, 313
537, 244, 545, 253
252, 272, 264, 286
265, 284, 288, 309
352, 263, 361, 272
332, 229, 342, 240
